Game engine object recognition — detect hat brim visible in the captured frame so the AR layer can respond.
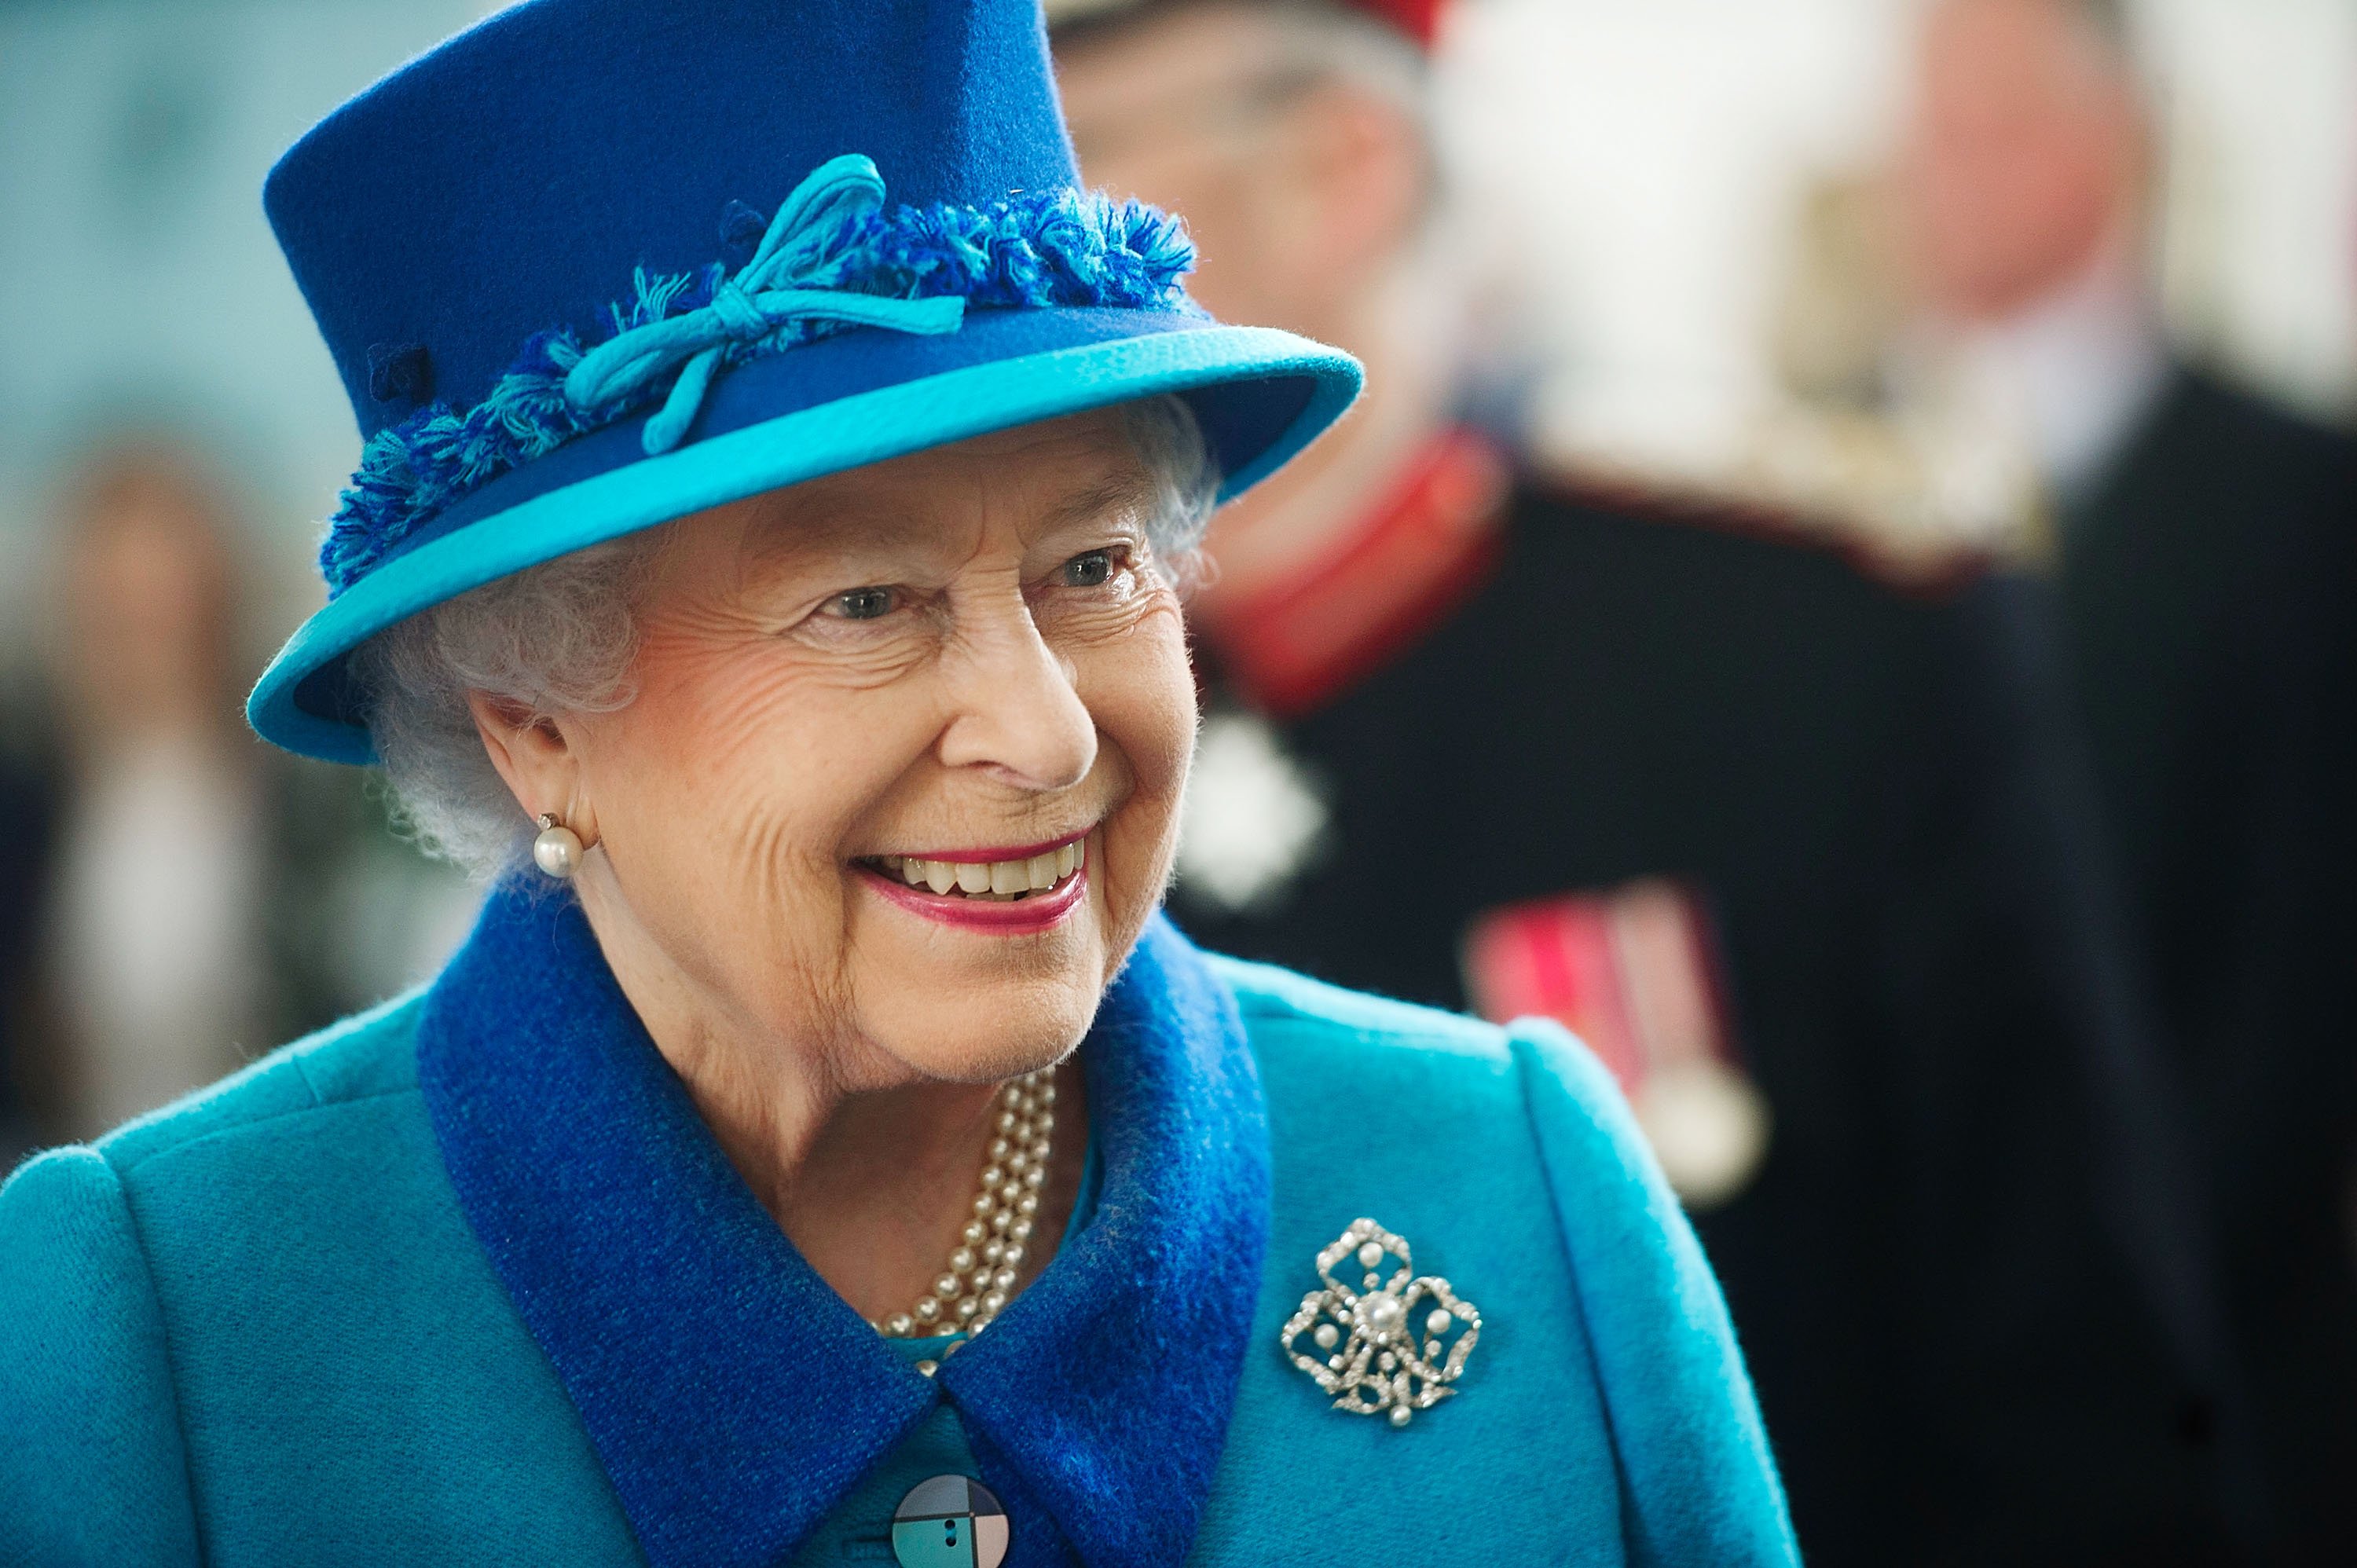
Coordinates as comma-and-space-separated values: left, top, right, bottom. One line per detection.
248, 313, 1360, 764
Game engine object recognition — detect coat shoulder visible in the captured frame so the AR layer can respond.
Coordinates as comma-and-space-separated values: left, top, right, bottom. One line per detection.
0, 998, 434, 1567
92, 988, 429, 1177
1208, 951, 1692, 1200
1200, 954, 1799, 1564
1211, 952, 1516, 1062
1209, 951, 1626, 1125
1206, 951, 1668, 1208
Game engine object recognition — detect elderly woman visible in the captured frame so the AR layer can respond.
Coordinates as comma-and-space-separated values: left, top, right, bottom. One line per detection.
0, 2, 1794, 1565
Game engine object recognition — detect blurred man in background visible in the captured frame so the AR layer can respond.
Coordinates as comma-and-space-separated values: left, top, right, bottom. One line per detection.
1899, 0, 2357, 1553
1056, 1, 2248, 1559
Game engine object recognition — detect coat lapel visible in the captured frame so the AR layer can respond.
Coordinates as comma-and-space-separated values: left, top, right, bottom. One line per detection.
416, 883, 1270, 1568
940, 915, 1273, 1567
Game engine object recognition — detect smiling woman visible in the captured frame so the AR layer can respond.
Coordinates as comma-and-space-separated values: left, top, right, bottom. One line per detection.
353, 402, 1214, 1320
0, 2, 1794, 1565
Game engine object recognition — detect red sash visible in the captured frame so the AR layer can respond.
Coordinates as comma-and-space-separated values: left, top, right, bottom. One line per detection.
1204, 427, 1510, 719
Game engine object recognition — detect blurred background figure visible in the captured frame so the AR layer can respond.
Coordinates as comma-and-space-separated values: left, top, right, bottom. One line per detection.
1057, 0, 2247, 1560
1897, 0, 2162, 517
0, 441, 476, 1149
1894, 0, 2357, 1552
40, 446, 266, 1135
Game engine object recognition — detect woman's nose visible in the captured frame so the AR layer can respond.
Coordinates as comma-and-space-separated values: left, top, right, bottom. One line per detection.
935, 602, 1097, 792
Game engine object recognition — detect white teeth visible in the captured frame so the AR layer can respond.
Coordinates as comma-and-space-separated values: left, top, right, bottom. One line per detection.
882, 841, 1086, 899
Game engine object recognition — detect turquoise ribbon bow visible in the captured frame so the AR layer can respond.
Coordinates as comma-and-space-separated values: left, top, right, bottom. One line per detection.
563, 154, 967, 456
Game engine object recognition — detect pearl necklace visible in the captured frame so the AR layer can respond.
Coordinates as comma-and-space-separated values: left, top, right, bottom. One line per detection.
875, 1067, 1057, 1342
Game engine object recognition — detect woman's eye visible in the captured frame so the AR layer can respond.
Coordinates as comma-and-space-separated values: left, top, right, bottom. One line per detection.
830, 586, 896, 620
1062, 551, 1115, 588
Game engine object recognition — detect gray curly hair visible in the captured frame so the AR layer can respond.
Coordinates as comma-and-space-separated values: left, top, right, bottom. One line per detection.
350, 395, 1221, 879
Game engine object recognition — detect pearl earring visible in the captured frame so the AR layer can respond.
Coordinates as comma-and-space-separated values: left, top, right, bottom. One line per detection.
533, 812, 585, 879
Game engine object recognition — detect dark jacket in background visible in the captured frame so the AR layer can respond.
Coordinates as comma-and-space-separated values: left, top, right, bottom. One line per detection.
0, 720, 62, 1163
2059, 369, 2357, 1561
1178, 480, 2240, 1565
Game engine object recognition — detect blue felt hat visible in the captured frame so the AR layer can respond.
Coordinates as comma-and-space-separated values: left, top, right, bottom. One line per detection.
247, 0, 1359, 763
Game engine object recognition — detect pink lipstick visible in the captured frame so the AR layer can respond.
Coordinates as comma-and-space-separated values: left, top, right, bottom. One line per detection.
856, 833, 1092, 933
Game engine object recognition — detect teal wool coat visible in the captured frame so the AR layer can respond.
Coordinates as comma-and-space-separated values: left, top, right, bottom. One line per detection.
0, 886, 1794, 1566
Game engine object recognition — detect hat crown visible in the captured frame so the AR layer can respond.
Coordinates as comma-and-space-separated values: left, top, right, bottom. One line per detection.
266, 0, 1078, 440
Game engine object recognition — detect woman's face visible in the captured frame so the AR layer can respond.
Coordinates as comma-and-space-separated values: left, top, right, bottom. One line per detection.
538, 410, 1197, 1087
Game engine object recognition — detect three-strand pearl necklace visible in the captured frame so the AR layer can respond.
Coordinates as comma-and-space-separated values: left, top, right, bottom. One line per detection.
875, 1067, 1057, 1343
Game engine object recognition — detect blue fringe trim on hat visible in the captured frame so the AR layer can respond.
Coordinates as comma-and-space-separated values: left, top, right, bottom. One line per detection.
321, 187, 1198, 596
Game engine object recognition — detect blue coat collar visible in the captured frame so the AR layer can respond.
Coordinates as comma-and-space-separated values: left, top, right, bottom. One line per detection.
416, 881, 1270, 1568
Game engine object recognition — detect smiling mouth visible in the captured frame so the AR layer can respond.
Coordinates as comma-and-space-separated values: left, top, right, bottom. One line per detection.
860, 838, 1087, 903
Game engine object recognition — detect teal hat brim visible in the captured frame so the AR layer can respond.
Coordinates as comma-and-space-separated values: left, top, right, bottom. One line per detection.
249, 322, 1359, 764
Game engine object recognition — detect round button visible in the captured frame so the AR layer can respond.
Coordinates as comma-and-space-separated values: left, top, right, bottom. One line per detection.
891, 1474, 1009, 1568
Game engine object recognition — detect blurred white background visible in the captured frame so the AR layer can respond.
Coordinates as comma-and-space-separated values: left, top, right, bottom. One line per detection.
2, 0, 2350, 632
1436, 0, 2357, 481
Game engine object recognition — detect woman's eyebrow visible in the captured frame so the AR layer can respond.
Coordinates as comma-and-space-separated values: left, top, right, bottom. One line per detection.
1037, 465, 1157, 534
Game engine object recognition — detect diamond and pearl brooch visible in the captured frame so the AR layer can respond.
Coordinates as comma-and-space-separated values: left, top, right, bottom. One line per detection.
1281, 1218, 1482, 1427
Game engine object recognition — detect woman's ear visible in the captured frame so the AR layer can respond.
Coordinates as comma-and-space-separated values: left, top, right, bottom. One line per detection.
467, 691, 599, 847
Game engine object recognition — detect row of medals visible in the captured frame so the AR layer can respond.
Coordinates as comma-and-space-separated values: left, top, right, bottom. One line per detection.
873, 1068, 1056, 1343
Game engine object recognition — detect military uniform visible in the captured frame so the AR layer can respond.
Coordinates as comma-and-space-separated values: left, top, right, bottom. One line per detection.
1173, 428, 2245, 1564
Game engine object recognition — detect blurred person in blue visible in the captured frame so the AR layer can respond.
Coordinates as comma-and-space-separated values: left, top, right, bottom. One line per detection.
1054, 1, 2249, 1560
1898, 0, 2357, 1554
0, 2, 1800, 1563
